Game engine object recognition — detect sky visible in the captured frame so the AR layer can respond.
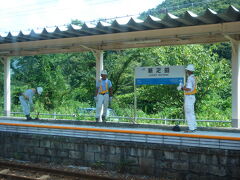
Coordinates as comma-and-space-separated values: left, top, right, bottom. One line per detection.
0, 0, 163, 33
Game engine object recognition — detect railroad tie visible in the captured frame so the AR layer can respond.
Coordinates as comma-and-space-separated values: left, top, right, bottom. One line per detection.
38, 175, 51, 180
0, 169, 10, 174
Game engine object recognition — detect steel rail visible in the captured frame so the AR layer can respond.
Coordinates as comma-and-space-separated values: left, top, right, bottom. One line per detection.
0, 122, 239, 141
0, 173, 38, 180
0, 161, 117, 180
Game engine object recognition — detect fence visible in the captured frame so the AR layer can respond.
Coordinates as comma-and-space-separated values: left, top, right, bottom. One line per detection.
8, 112, 231, 126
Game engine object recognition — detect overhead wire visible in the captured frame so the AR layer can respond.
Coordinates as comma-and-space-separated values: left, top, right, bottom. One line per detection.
0, 0, 230, 33
0, 0, 214, 19
0, 0, 121, 18
0, 0, 228, 19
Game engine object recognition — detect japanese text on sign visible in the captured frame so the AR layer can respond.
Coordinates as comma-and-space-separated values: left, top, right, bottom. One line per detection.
135, 66, 185, 85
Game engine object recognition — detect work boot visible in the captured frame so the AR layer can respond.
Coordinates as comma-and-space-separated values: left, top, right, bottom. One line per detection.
26, 115, 32, 121
96, 118, 100, 122
102, 116, 106, 123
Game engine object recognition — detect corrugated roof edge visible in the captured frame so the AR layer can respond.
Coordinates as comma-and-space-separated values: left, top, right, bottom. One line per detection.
0, 5, 239, 44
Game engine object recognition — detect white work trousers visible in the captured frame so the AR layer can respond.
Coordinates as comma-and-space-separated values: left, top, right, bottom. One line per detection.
96, 94, 109, 119
184, 95, 197, 130
19, 96, 31, 115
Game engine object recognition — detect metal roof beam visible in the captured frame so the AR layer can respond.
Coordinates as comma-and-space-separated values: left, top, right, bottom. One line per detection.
0, 21, 239, 56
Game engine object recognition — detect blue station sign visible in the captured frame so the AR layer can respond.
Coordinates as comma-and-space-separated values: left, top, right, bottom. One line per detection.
135, 66, 185, 85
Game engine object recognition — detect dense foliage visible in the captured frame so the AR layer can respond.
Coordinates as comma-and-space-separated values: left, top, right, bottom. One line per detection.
140, 0, 240, 19
1, 0, 237, 125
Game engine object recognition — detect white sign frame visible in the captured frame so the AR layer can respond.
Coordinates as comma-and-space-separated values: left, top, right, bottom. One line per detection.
133, 66, 185, 122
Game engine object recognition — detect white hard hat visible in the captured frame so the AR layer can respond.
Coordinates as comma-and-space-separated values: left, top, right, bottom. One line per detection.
37, 87, 43, 95
101, 70, 108, 75
185, 64, 195, 72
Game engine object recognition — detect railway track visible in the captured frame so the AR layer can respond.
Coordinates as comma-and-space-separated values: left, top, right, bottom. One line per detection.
0, 161, 117, 180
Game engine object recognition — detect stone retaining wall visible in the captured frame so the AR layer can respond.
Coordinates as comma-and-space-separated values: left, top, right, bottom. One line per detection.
0, 131, 239, 180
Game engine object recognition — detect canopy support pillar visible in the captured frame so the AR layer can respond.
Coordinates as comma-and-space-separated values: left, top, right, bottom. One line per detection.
3, 57, 11, 116
94, 51, 103, 81
231, 40, 240, 128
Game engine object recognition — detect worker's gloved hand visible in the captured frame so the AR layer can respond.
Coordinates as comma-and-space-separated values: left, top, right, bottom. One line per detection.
109, 96, 113, 102
94, 96, 97, 102
177, 82, 183, 91
177, 85, 182, 91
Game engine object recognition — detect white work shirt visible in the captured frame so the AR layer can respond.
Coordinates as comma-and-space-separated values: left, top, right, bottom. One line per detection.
185, 74, 196, 95
23, 89, 35, 104
96, 79, 112, 94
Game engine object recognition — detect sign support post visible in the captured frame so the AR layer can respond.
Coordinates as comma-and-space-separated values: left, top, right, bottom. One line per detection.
134, 73, 137, 123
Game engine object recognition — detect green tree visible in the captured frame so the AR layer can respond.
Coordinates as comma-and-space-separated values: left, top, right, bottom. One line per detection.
108, 45, 231, 120
6, 0, 234, 122
58, 52, 96, 103
11, 55, 68, 110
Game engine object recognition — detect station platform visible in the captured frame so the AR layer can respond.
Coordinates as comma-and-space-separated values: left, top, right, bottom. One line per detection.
0, 117, 240, 150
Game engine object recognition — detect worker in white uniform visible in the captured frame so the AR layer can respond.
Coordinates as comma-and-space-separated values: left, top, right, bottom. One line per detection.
177, 64, 197, 132
95, 70, 113, 122
19, 87, 43, 120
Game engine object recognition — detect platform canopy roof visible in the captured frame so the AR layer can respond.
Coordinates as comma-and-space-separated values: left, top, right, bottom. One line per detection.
0, 5, 239, 56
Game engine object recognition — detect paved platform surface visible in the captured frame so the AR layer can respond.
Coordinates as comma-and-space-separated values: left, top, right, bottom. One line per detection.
0, 118, 240, 150
0, 119, 240, 137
